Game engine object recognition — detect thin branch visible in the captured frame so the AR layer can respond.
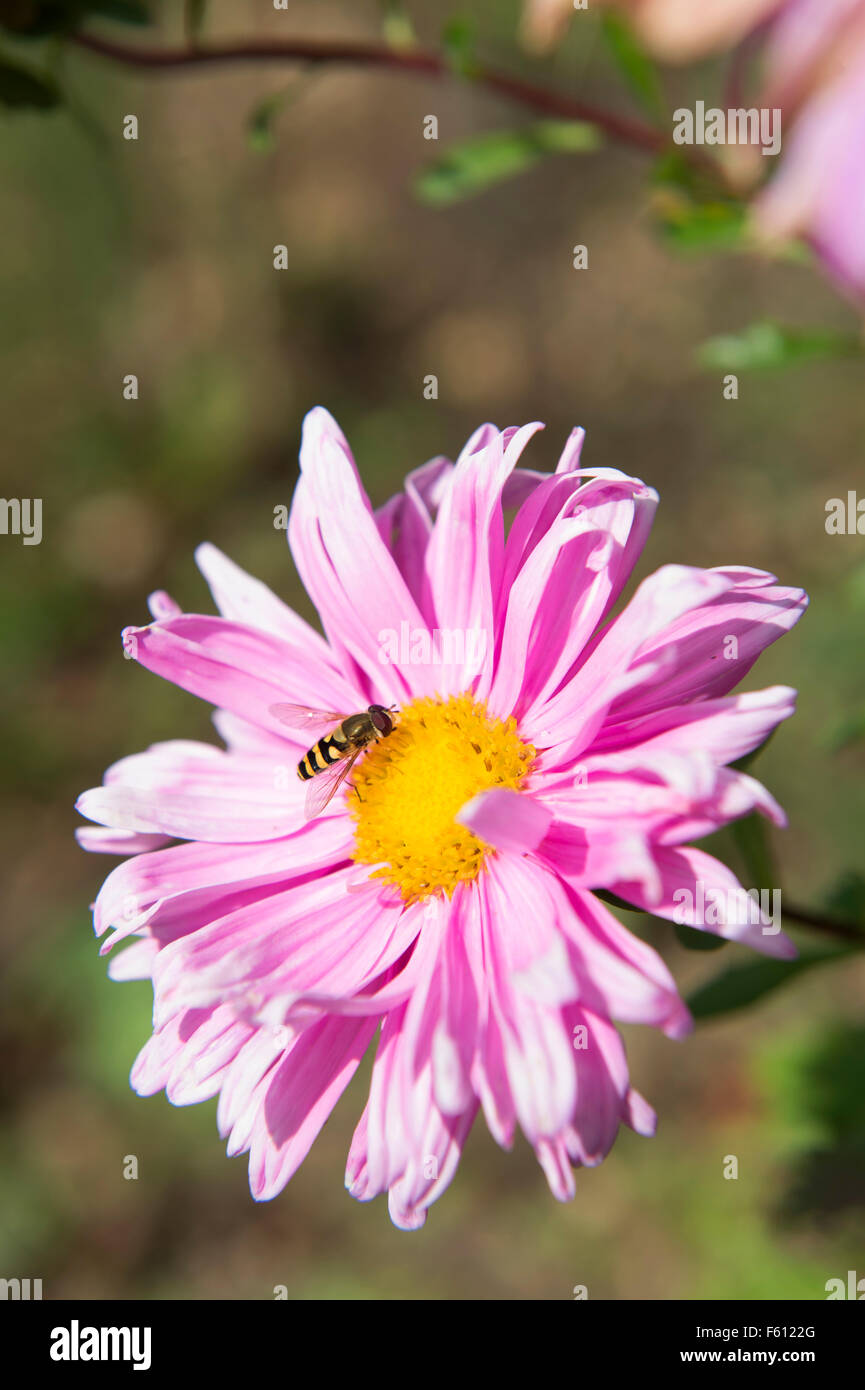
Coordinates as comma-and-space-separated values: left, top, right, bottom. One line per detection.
71, 30, 670, 157
782, 903, 865, 946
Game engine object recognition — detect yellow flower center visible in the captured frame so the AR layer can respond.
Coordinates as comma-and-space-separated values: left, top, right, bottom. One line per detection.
350, 694, 536, 902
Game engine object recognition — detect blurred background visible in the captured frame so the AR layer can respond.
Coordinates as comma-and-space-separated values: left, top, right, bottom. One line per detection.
1, 0, 863, 1299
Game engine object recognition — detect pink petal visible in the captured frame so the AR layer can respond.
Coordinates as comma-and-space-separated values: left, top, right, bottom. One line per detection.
422, 422, 544, 693
150, 870, 419, 1029
478, 860, 579, 1142
106, 937, 158, 980
375, 455, 453, 619
346, 1004, 477, 1228
457, 787, 552, 853
248, 1014, 379, 1201
147, 590, 182, 621
94, 819, 352, 950
122, 613, 359, 740
609, 845, 796, 958
524, 565, 735, 757
77, 740, 307, 842
75, 826, 172, 855
600, 569, 808, 731
590, 685, 797, 763
288, 407, 435, 702
486, 469, 657, 716
131, 1004, 253, 1105
552, 879, 693, 1038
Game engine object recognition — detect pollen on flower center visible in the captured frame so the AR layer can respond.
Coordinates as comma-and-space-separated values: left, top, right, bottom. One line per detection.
350, 694, 536, 902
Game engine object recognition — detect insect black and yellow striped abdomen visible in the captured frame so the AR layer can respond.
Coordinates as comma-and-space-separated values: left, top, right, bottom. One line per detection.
297, 730, 349, 781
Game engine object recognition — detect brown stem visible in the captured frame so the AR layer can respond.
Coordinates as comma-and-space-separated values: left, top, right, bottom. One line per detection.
70, 30, 670, 157
782, 903, 864, 946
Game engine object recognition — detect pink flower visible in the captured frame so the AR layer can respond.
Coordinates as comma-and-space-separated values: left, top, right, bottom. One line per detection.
753, 0, 865, 300
622, 0, 781, 60
521, 0, 579, 50
522, 0, 780, 56
77, 410, 807, 1228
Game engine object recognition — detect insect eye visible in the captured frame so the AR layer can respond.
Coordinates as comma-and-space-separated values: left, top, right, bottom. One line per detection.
370, 706, 392, 735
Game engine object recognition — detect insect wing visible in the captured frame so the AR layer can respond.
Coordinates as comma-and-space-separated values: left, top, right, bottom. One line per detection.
304, 748, 362, 820
269, 703, 345, 733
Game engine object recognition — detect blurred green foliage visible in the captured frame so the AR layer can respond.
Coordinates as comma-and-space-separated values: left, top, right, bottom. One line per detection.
0, 0, 148, 45
415, 120, 600, 206
688, 946, 853, 1020
699, 322, 865, 373
0, 56, 59, 106
601, 11, 665, 120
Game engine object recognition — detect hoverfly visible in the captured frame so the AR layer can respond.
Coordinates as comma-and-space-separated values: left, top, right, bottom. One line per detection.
269, 702, 397, 820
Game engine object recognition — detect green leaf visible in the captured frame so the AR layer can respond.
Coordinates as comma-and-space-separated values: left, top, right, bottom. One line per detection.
760, 1022, 865, 1221
788, 1023, 865, 1140
698, 321, 865, 372
0, 58, 60, 109
0, 0, 149, 36
415, 121, 600, 206
441, 16, 477, 77
601, 13, 664, 119
247, 86, 302, 153
654, 190, 748, 253
88, 0, 151, 22
674, 923, 728, 951
248, 94, 281, 152
650, 155, 811, 262
823, 872, 865, 930
530, 120, 603, 154
592, 888, 643, 914
381, 1, 416, 49
652, 148, 698, 193
688, 946, 852, 1020
184, 0, 208, 41
729, 812, 775, 895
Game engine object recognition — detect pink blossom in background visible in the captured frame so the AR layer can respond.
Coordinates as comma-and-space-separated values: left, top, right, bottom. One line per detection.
77, 410, 807, 1228
520, 0, 865, 300
754, 0, 865, 300
760, 0, 865, 103
619, 0, 781, 60
522, 0, 780, 55
521, 0, 575, 51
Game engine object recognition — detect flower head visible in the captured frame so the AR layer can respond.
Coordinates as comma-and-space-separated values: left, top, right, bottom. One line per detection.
77, 410, 807, 1228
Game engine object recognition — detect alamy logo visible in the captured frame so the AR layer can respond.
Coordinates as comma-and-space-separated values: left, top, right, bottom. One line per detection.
0, 498, 42, 545
825, 491, 865, 535
50, 1320, 152, 1371
672, 883, 781, 934
0, 1277, 42, 1299
673, 102, 781, 156
826, 1270, 865, 1299
378, 621, 488, 668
